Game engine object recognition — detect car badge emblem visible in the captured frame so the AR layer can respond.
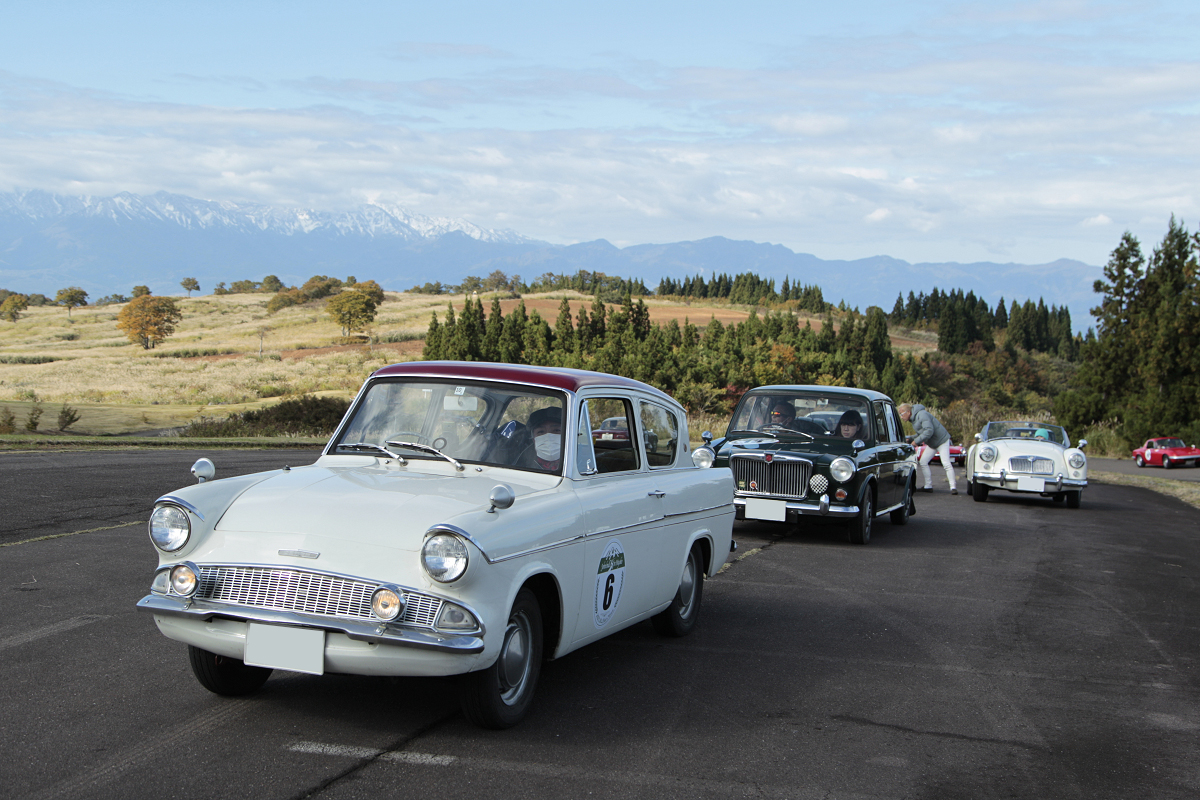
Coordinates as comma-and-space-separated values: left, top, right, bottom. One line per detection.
279, 549, 320, 559
749, 480, 759, 490
765, 453, 774, 463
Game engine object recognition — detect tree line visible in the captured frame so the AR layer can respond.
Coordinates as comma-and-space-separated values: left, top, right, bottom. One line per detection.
1056, 217, 1200, 443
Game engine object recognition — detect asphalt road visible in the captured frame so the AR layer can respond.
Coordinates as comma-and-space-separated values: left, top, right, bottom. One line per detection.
2, 452, 1197, 799
1089, 456, 1200, 482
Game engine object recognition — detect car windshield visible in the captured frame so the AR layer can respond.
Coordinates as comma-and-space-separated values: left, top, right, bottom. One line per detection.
982, 421, 1068, 446
730, 392, 873, 441
332, 378, 567, 474
1154, 438, 1186, 448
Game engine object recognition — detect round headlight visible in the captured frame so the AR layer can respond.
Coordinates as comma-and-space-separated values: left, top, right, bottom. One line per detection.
422, 533, 469, 583
1068, 452, 1086, 469
170, 563, 197, 596
149, 505, 191, 552
691, 446, 715, 469
829, 457, 856, 483
371, 587, 404, 621
980, 446, 996, 463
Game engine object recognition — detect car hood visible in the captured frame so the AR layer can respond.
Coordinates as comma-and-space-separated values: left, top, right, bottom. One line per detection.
981, 439, 1074, 457
211, 462, 555, 553
719, 436, 862, 460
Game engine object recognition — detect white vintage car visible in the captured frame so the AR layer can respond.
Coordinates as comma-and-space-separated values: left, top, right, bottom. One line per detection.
965, 421, 1088, 507
137, 362, 734, 728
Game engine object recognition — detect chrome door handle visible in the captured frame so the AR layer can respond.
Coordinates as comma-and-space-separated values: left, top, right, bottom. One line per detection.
648, 490, 666, 498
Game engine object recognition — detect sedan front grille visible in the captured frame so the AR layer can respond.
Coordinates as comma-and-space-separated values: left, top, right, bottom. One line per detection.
195, 565, 443, 628
732, 457, 811, 499
1009, 457, 1055, 475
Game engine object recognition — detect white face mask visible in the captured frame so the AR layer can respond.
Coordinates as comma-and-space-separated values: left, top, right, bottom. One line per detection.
534, 433, 561, 461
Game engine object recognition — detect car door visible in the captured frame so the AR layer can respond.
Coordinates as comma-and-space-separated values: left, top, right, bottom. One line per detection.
569, 395, 666, 647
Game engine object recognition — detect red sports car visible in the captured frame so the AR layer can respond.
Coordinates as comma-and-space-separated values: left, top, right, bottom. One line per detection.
1132, 437, 1200, 469
916, 443, 965, 466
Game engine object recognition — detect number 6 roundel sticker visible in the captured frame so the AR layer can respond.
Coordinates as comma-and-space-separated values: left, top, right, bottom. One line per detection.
593, 539, 626, 628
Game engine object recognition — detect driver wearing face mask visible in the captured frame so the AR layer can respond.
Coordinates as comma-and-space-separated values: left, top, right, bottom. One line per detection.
526, 406, 564, 472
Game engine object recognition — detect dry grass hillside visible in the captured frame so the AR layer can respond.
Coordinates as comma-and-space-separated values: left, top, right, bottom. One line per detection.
0, 290, 936, 435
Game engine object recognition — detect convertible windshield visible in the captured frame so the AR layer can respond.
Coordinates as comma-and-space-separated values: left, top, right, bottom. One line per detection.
730, 392, 873, 441
1154, 438, 1185, 449
982, 421, 1068, 446
333, 379, 567, 474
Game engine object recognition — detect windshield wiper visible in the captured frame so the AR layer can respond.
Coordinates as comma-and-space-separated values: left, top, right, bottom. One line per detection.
759, 424, 815, 440
730, 428, 775, 437
386, 440, 465, 472
337, 442, 407, 463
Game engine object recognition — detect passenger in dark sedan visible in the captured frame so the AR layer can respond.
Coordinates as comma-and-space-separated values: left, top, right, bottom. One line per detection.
837, 410, 865, 439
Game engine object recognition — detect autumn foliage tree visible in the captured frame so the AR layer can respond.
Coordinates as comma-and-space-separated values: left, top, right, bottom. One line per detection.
55, 287, 89, 317
325, 289, 378, 336
116, 295, 183, 349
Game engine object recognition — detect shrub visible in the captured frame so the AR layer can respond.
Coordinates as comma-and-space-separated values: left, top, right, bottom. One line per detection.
24, 399, 43, 432
57, 403, 81, 431
179, 395, 350, 438
0, 406, 15, 434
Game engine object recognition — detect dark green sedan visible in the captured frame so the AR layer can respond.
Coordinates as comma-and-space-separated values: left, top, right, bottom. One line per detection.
708, 385, 917, 544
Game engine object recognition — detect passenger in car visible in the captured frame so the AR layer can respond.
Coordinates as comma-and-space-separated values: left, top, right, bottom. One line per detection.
837, 410, 865, 439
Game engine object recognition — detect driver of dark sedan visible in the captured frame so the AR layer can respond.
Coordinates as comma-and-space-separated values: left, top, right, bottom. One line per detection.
767, 402, 796, 429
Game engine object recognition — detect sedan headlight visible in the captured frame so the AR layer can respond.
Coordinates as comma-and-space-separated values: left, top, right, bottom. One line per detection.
149, 505, 191, 552
422, 533, 469, 582
829, 457, 856, 483
1068, 452, 1086, 469
979, 446, 996, 463
691, 446, 715, 468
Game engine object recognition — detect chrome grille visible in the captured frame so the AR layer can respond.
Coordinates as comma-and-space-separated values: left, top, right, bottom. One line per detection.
732, 457, 811, 499
1009, 457, 1054, 475
195, 566, 443, 628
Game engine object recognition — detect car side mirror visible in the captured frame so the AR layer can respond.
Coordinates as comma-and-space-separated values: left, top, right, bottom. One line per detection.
1078, 439, 1088, 449
974, 433, 982, 442
852, 439, 866, 450
487, 484, 515, 513
191, 458, 215, 483
702, 430, 713, 445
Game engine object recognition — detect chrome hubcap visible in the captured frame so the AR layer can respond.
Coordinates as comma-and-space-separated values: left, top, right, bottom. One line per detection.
677, 554, 698, 619
497, 612, 532, 705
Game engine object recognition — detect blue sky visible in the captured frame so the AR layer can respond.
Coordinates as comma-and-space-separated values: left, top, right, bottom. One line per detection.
2, 0, 1198, 265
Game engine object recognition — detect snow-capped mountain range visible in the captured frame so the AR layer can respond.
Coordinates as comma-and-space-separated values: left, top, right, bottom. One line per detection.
0, 189, 1101, 329
0, 189, 531, 244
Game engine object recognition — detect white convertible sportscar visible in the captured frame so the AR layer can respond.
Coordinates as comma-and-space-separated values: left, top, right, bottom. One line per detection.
137, 361, 734, 728
966, 421, 1088, 507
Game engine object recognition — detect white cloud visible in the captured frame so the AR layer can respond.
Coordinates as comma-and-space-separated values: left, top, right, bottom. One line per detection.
1082, 214, 1113, 227
866, 208, 892, 223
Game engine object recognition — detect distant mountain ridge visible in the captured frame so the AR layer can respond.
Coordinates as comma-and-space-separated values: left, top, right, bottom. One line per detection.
0, 190, 1101, 329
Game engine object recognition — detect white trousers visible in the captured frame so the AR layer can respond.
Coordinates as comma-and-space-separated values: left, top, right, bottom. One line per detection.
918, 440, 957, 490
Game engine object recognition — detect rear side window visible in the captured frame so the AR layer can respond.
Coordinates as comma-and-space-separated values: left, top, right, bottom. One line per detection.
580, 398, 640, 474
640, 401, 680, 468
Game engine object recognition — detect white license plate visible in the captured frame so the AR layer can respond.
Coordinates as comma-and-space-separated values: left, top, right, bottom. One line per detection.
745, 498, 788, 522
601, 433, 614, 440
1016, 476, 1045, 492
244, 623, 325, 674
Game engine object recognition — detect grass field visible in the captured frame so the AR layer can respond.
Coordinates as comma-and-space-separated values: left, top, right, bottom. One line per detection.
0, 289, 936, 435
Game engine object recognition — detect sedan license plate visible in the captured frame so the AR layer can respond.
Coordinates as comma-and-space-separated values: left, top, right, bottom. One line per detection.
1016, 476, 1045, 493
745, 497, 787, 522
244, 623, 325, 674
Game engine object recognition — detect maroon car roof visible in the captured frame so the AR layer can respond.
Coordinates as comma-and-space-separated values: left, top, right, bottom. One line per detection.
370, 360, 675, 403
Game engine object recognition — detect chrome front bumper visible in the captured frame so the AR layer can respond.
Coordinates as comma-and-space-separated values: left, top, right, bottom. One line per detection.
733, 495, 860, 520
137, 593, 484, 654
972, 471, 1087, 493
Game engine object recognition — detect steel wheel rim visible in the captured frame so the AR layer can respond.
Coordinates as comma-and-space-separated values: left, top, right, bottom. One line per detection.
497, 611, 532, 705
677, 553, 698, 620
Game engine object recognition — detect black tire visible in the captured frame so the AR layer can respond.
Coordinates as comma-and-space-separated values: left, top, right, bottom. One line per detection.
972, 481, 989, 502
1163, 457, 1173, 469
1053, 493, 1066, 503
848, 489, 873, 545
890, 479, 912, 525
1066, 491, 1082, 509
460, 588, 543, 729
188, 646, 272, 696
1134, 455, 1145, 468
652, 544, 705, 637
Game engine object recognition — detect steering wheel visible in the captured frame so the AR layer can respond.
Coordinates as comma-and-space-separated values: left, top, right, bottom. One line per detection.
385, 431, 429, 445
